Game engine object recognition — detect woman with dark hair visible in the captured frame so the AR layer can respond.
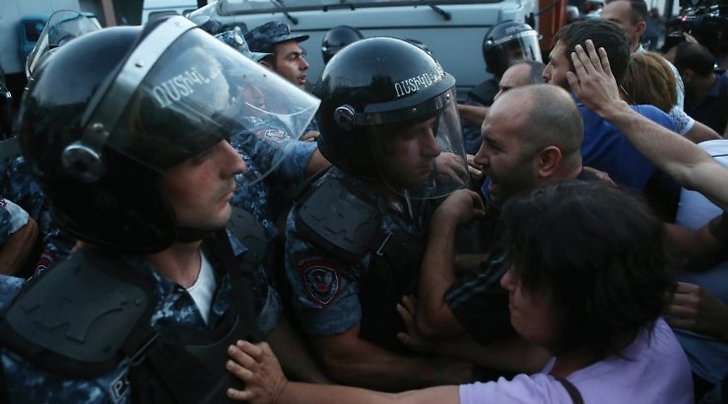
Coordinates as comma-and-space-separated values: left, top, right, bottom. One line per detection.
224, 181, 693, 404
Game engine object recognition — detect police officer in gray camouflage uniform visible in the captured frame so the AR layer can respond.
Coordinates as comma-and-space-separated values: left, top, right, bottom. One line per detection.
284, 36, 474, 391
0, 15, 324, 403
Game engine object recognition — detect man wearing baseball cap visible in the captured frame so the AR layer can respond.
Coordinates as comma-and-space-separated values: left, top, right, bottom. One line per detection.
246, 21, 311, 90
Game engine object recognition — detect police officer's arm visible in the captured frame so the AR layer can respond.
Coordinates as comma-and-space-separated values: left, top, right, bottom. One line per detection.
416, 189, 485, 339
311, 323, 472, 391
0, 217, 38, 276
457, 103, 488, 127
305, 149, 330, 178
568, 40, 728, 212
265, 314, 333, 384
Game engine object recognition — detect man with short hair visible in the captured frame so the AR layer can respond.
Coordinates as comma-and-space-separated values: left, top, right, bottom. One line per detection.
601, 0, 685, 107
245, 21, 311, 90
458, 60, 545, 156
284, 37, 473, 390
245, 21, 320, 141
0, 16, 326, 402
494, 60, 547, 101
543, 19, 679, 216
674, 42, 728, 136
415, 84, 590, 350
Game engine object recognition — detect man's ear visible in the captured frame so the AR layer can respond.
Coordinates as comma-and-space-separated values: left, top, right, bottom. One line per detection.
682, 69, 695, 85
635, 20, 647, 37
259, 59, 274, 70
536, 145, 562, 179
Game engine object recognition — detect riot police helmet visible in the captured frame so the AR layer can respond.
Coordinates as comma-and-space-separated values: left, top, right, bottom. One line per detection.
482, 20, 542, 77
317, 37, 468, 199
321, 25, 364, 64
25, 10, 102, 81
19, 16, 319, 253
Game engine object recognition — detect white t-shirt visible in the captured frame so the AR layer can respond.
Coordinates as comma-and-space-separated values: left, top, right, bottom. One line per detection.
459, 318, 693, 403
186, 251, 217, 324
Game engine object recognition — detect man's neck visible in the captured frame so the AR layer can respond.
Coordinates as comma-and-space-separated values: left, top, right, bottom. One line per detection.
145, 240, 203, 288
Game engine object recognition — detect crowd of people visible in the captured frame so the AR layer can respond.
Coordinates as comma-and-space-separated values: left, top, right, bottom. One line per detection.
0, 0, 727, 402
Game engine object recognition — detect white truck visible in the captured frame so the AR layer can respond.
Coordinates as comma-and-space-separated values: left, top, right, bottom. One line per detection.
145, 0, 545, 95
0, 0, 82, 76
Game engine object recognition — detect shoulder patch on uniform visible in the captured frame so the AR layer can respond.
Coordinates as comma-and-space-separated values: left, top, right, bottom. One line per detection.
296, 256, 340, 307
255, 128, 289, 144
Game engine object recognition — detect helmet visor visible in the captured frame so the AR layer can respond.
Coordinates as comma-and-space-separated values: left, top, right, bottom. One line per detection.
83, 18, 320, 184
369, 88, 468, 200
25, 10, 102, 79
495, 30, 543, 66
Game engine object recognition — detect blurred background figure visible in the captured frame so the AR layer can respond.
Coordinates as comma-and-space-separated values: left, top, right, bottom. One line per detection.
643, 7, 666, 50
583, 0, 604, 19
674, 41, 728, 137
459, 21, 542, 155
690, 13, 728, 70
566, 5, 582, 23
321, 25, 364, 64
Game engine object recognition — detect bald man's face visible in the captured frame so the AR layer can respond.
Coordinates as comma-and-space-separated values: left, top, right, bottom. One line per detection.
495, 63, 534, 100
474, 93, 538, 204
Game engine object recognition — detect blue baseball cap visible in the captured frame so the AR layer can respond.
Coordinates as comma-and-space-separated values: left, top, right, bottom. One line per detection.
244, 21, 309, 54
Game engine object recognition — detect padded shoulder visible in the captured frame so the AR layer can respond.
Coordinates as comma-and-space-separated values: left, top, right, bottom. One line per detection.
227, 207, 269, 268
297, 178, 381, 261
0, 251, 151, 378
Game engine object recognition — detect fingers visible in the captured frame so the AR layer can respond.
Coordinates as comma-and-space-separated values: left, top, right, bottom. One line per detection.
226, 357, 254, 380
401, 294, 417, 315
569, 40, 611, 81
598, 46, 612, 77
299, 131, 320, 142
584, 40, 603, 74
466, 154, 483, 179
227, 387, 253, 401
566, 71, 579, 90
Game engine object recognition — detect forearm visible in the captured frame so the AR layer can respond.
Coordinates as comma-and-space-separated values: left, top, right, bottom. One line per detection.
665, 222, 728, 270
436, 335, 549, 373
314, 333, 469, 390
304, 149, 330, 177
599, 103, 728, 210
265, 315, 332, 384
457, 104, 488, 126
417, 213, 464, 337
0, 219, 38, 276
273, 383, 458, 404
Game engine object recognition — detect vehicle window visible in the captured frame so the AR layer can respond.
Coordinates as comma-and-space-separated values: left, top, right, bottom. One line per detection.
222, 0, 502, 13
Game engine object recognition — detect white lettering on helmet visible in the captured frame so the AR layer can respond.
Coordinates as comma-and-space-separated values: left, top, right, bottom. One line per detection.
393, 62, 446, 98
152, 67, 213, 108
